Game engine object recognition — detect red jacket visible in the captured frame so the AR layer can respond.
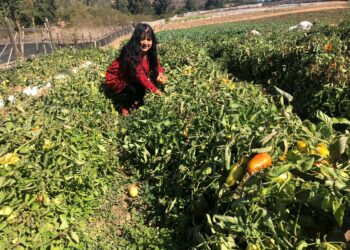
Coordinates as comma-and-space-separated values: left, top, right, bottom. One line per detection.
105, 56, 164, 94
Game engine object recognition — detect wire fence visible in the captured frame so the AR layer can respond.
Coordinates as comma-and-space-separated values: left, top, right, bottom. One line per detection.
0, 18, 133, 70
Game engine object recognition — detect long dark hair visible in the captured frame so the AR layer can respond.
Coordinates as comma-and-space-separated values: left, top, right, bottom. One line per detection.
118, 23, 159, 82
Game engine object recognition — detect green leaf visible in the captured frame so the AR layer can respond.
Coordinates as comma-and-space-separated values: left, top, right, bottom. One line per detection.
70, 231, 80, 243
318, 125, 333, 139
206, 214, 216, 234
321, 243, 343, 250
0, 206, 13, 216
334, 205, 345, 226
0, 221, 8, 231
300, 158, 314, 171
59, 214, 69, 230
268, 163, 291, 177
296, 241, 308, 250
316, 110, 333, 126
213, 215, 238, 225
321, 195, 332, 212
260, 130, 278, 145
334, 177, 348, 190
225, 141, 234, 171
331, 117, 350, 125
163, 120, 171, 127
97, 145, 107, 152
165, 198, 177, 214
333, 200, 345, 226
329, 135, 349, 162
320, 164, 337, 179
303, 120, 316, 133
251, 146, 273, 153
263, 216, 277, 235
16, 104, 26, 113
18, 146, 33, 154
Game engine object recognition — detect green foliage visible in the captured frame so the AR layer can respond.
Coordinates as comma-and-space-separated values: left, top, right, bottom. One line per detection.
0, 0, 24, 24
196, 21, 350, 121
117, 37, 350, 248
178, 19, 350, 121
32, 0, 57, 25
205, 0, 224, 10
114, 0, 129, 13
127, 0, 152, 14
153, 0, 172, 15
0, 49, 123, 248
184, 0, 197, 11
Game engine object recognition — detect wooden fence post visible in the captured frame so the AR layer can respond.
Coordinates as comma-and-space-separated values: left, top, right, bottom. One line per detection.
20, 25, 24, 58
45, 18, 55, 51
32, 18, 39, 52
7, 47, 13, 66
4, 17, 21, 60
56, 34, 60, 46
40, 30, 47, 54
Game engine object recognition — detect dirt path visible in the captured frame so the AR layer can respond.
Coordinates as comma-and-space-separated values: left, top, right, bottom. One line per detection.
107, 1, 349, 49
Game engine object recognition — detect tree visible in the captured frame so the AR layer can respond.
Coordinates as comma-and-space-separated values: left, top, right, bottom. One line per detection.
114, 0, 129, 12
127, 0, 152, 14
153, 0, 172, 15
32, 0, 57, 24
184, 0, 197, 11
0, 0, 24, 27
205, 0, 224, 9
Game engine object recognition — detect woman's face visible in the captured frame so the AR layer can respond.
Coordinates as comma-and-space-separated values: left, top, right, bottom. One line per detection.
140, 33, 152, 54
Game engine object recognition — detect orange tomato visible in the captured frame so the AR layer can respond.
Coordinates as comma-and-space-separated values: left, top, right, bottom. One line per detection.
36, 195, 44, 202
247, 153, 272, 174
324, 44, 333, 53
296, 140, 308, 152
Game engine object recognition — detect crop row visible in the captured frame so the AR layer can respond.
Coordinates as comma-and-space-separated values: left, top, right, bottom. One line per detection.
159, 20, 350, 122
117, 38, 350, 249
202, 20, 350, 122
0, 50, 125, 248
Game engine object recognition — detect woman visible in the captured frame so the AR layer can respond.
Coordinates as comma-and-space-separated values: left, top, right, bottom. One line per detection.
105, 23, 166, 116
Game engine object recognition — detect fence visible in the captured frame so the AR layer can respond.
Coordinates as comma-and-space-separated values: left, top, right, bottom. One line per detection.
0, 18, 133, 69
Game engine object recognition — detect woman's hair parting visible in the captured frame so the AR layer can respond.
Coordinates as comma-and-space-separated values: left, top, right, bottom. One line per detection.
118, 23, 159, 81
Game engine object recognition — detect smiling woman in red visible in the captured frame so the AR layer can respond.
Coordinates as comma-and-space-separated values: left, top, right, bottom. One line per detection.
105, 23, 166, 116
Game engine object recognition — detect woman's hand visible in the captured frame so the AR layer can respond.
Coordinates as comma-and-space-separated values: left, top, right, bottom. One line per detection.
157, 73, 167, 84
155, 89, 163, 96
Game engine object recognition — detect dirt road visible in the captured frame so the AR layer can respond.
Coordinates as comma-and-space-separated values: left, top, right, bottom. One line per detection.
108, 1, 349, 48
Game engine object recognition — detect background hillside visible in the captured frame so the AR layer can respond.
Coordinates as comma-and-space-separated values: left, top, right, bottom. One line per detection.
1, 0, 344, 30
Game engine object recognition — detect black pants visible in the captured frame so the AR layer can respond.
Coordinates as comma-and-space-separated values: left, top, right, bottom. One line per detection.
119, 81, 145, 109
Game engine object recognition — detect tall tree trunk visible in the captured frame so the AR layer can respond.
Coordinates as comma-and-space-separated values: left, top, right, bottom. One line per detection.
15, 20, 24, 59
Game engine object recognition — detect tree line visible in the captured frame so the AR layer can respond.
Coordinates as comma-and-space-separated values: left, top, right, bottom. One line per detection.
0, 0, 236, 29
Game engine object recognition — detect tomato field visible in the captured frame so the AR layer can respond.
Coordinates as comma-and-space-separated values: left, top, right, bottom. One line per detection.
1, 10, 350, 249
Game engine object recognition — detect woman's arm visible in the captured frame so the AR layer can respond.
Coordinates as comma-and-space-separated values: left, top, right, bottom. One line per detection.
135, 62, 159, 93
